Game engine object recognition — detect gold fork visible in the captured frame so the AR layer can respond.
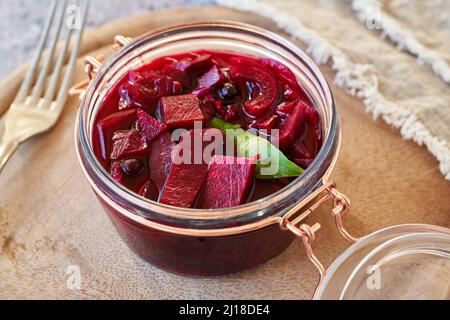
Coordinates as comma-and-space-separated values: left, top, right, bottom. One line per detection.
0, 0, 90, 172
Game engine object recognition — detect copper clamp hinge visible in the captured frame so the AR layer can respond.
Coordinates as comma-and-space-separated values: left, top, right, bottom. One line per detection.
280, 181, 358, 299
69, 35, 133, 98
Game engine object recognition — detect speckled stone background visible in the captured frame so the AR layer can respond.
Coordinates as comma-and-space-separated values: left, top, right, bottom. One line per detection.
0, 0, 214, 78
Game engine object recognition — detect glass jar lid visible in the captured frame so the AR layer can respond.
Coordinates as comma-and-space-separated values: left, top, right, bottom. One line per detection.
315, 224, 450, 300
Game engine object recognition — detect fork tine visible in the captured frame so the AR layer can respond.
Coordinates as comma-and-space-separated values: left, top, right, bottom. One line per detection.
42, 6, 74, 106
13, 0, 57, 104
31, 0, 68, 104
53, 0, 90, 110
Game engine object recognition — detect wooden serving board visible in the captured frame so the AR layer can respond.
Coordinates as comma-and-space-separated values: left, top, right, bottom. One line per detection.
0, 7, 449, 300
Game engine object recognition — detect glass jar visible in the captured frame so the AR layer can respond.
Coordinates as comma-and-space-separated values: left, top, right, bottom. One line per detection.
74, 21, 346, 278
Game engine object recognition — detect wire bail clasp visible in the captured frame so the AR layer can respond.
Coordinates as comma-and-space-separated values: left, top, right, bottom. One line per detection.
283, 220, 326, 296
113, 35, 132, 50
68, 55, 104, 97
69, 34, 133, 98
329, 186, 358, 243
280, 181, 358, 299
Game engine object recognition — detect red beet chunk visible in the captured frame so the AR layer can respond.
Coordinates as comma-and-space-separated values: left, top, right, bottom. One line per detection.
303, 103, 321, 157
251, 115, 280, 130
230, 56, 303, 93
178, 128, 225, 165
290, 141, 313, 168
198, 65, 222, 88
138, 180, 159, 201
273, 100, 307, 150
280, 101, 321, 165
148, 131, 175, 194
110, 130, 148, 160
97, 109, 137, 161
162, 64, 193, 88
119, 71, 182, 113
160, 94, 205, 129
259, 58, 304, 94
174, 54, 212, 73
198, 155, 256, 209
160, 162, 208, 208
230, 65, 278, 117
137, 109, 166, 143
159, 128, 224, 208
192, 87, 213, 98
110, 161, 124, 183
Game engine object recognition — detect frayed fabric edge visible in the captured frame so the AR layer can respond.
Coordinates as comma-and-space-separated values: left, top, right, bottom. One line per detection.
351, 0, 450, 84
216, 0, 450, 180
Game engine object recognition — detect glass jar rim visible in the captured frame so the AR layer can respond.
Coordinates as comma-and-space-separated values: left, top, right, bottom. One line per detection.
76, 21, 340, 228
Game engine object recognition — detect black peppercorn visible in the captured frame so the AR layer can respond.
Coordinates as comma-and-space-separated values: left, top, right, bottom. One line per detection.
120, 159, 143, 176
219, 83, 238, 100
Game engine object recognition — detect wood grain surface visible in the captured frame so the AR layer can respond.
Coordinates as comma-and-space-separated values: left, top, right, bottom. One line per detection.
0, 7, 449, 300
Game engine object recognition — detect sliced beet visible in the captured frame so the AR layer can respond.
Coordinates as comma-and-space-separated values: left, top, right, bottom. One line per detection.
290, 141, 312, 168
162, 64, 193, 88
192, 87, 213, 98
284, 85, 302, 101
110, 162, 124, 184
303, 103, 321, 158
138, 180, 159, 201
119, 71, 182, 113
172, 81, 183, 95
148, 131, 175, 194
97, 109, 137, 161
230, 56, 303, 93
230, 65, 278, 117
159, 163, 208, 208
137, 109, 166, 143
198, 65, 222, 88
252, 115, 280, 130
198, 95, 216, 121
197, 155, 256, 209
110, 130, 148, 160
291, 140, 310, 159
159, 128, 224, 208
224, 102, 241, 122
258, 58, 302, 92
174, 54, 212, 73
119, 72, 156, 109
176, 128, 225, 166
273, 100, 307, 150
160, 94, 205, 129
280, 101, 321, 162
276, 101, 295, 114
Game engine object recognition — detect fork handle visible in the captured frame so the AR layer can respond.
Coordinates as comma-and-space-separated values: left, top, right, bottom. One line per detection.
0, 139, 19, 173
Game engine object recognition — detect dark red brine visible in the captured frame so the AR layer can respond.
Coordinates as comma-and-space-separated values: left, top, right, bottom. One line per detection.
93, 50, 322, 209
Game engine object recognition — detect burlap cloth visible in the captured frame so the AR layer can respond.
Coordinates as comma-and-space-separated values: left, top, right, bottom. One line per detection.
0, 6, 449, 299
